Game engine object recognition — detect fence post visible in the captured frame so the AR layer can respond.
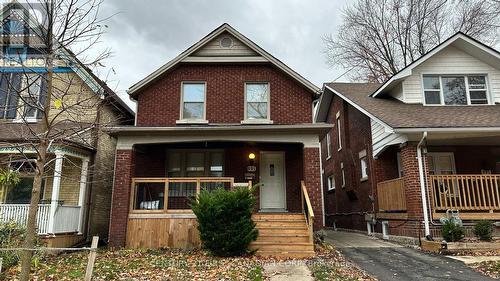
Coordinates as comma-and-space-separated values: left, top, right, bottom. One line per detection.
84, 236, 99, 281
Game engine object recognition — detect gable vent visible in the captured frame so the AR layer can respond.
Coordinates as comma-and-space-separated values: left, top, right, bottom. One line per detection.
219, 36, 233, 48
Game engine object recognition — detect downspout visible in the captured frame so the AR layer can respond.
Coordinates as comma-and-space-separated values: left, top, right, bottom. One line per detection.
318, 143, 326, 227
417, 131, 431, 237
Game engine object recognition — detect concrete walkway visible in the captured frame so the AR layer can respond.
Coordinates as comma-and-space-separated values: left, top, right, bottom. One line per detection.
263, 261, 313, 281
325, 230, 494, 281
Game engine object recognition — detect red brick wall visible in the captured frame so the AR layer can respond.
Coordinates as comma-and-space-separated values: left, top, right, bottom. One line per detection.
135, 64, 313, 126
303, 147, 323, 229
108, 149, 135, 247
320, 94, 375, 232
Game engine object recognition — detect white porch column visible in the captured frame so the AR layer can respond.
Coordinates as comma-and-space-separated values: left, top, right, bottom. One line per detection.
47, 151, 64, 234
77, 158, 89, 234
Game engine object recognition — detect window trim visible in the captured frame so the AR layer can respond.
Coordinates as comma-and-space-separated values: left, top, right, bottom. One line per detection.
427, 152, 456, 175
326, 132, 332, 160
336, 111, 342, 151
421, 74, 491, 106
327, 174, 335, 191
242, 82, 272, 124
359, 149, 368, 181
178, 81, 208, 124
341, 162, 346, 188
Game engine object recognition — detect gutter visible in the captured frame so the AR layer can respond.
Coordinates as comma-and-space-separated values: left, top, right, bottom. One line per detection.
417, 131, 431, 238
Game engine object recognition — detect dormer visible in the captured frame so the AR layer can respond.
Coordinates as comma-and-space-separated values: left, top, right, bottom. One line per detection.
372, 32, 500, 106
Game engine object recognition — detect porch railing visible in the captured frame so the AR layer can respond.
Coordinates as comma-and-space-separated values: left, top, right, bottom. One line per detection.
53, 206, 81, 233
430, 174, 500, 212
377, 178, 406, 212
300, 180, 314, 242
0, 204, 50, 234
131, 177, 253, 212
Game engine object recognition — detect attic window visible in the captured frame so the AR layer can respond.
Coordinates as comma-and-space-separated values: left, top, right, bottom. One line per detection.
220, 37, 233, 48
423, 75, 489, 105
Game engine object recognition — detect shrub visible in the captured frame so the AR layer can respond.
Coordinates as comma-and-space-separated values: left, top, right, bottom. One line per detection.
0, 221, 26, 272
474, 220, 494, 241
441, 219, 465, 242
191, 187, 258, 257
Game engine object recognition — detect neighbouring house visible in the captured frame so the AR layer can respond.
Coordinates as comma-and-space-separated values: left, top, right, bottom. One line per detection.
0, 2, 134, 247
316, 32, 500, 241
107, 23, 329, 257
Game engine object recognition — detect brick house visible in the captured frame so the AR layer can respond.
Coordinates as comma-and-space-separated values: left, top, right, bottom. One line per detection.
316, 32, 500, 241
107, 24, 329, 257
0, 2, 134, 247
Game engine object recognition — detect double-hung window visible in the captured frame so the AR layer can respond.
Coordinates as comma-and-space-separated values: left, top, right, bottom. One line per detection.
22, 74, 42, 119
181, 82, 206, 121
359, 149, 368, 181
336, 111, 342, 150
341, 162, 346, 188
326, 132, 332, 159
244, 82, 270, 121
327, 175, 335, 191
423, 75, 489, 105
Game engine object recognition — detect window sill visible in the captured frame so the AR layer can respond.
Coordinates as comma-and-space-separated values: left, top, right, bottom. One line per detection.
338, 147, 342, 152
176, 119, 209, 125
326, 155, 332, 161
241, 119, 273, 125
360, 177, 368, 182
327, 188, 336, 192
13, 118, 38, 124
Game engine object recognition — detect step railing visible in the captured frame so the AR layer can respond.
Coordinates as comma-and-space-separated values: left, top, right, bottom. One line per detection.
300, 180, 314, 242
430, 174, 500, 212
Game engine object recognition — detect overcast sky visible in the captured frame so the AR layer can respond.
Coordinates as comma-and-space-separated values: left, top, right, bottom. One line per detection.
96, 0, 351, 109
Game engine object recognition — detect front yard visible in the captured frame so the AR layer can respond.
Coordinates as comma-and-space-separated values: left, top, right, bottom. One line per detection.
3, 244, 374, 281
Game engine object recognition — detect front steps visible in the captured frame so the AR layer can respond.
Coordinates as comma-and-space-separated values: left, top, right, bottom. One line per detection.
250, 213, 315, 258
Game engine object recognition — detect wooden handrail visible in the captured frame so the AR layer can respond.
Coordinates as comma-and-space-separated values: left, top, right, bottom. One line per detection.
130, 177, 235, 213
300, 180, 314, 242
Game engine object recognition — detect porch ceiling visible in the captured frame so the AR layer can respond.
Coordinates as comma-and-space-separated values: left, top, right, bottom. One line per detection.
405, 131, 500, 145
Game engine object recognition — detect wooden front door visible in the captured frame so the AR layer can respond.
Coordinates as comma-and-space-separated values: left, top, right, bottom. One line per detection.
259, 151, 286, 210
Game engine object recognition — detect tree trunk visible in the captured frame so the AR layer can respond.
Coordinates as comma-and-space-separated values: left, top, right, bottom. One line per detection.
19, 51, 54, 281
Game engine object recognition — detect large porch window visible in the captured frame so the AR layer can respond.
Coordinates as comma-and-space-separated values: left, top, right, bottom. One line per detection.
166, 150, 224, 177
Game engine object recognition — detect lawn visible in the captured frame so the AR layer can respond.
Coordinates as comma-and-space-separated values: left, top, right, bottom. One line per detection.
471, 261, 500, 279
3, 245, 373, 280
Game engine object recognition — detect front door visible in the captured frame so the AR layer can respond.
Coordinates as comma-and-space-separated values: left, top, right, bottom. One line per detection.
259, 151, 286, 210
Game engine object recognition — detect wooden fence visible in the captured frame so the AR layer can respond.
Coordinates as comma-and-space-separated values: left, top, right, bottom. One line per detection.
377, 178, 406, 212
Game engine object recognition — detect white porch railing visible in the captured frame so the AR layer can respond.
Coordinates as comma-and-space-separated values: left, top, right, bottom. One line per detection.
0, 204, 81, 234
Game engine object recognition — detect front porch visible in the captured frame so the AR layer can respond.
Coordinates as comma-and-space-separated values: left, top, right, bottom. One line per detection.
110, 140, 321, 256
0, 148, 90, 242
375, 143, 500, 237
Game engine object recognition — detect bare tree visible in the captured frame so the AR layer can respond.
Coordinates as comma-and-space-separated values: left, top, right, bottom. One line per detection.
0, 1, 124, 280
324, 0, 500, 82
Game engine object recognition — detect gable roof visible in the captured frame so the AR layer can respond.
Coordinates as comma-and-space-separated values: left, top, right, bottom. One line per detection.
0, 1, 134, 118
320, 82, 500, 130
128, 23, 320, 97
371, 32, 500, 98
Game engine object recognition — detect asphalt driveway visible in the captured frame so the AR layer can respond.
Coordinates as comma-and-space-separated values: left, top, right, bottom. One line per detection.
325, 230, 493, 281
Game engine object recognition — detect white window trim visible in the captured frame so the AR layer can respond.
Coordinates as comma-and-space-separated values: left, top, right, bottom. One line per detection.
341, 162, 345, 188
326, 132, 332, 160
327, 174, 335, 191
421, 74, 491, 106
177, 81, 208, 124
359, 149, 368, 181
242, 82, 272, 124
427, 152, 456, 175
336, 111, 342, 151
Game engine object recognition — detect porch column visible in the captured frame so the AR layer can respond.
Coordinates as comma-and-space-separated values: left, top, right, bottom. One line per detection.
77, 157, 90, 234
47, 150, 64, 234
303, 147, 324, 230
399, 143, 430, 237
109, 149, 135, 247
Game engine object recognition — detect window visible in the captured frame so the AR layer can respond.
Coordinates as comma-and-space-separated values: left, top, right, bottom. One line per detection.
423, 75, 489, 105
326, 132, 332, 159
428, 152, 455, 175
22, 74, 42, 119
166, 150, 224, 177
327, 175, 335, 191
0, 73, 20, 119
359, 149, 368, 180
336, 112, 342, 150
245, 83, 269, 120
181, 82, 205, 120
341, 162, 346, 188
